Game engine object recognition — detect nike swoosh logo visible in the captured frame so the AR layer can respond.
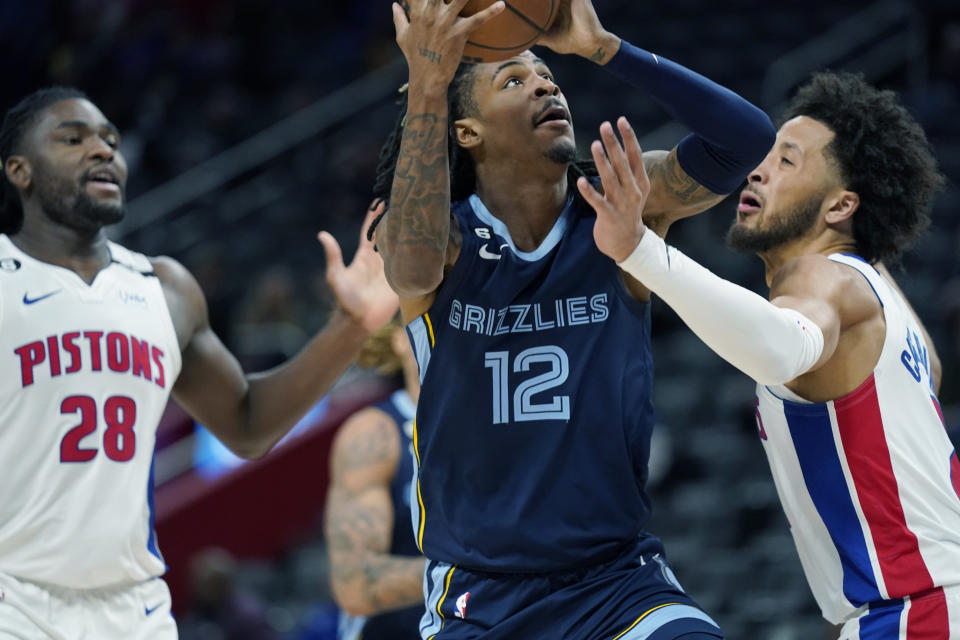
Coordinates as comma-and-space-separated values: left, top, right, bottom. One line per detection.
478, 244, 502, 260
22, 290, 62, 305
144, 603, 162, 616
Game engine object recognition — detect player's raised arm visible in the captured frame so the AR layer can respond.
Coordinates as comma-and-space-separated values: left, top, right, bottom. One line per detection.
538, 0, 775, 233
162, 205, 399, 459
376, 0, 504, 301
580, 117, 833, 387
324, 407, 426, 616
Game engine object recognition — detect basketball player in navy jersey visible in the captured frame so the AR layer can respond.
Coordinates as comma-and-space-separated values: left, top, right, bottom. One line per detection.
585, 72, 960, 638
326, 317, 424, 640
369, 0, 776, 637
0, 88, 397, 639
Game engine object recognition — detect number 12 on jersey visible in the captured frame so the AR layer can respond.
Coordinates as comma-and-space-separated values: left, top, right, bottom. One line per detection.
484, 346, 570, 424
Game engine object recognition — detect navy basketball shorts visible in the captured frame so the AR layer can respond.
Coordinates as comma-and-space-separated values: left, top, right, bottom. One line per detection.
418, 536, 723, 640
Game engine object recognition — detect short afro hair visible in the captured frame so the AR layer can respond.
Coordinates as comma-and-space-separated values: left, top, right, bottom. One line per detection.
782, 71, 944, 264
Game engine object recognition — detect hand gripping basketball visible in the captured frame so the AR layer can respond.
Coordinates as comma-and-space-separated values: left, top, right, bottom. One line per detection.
537, 0, 618, 63
392, 0, 505, 89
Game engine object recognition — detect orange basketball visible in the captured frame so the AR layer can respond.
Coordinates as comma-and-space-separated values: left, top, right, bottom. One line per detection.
459, 0, 560, 63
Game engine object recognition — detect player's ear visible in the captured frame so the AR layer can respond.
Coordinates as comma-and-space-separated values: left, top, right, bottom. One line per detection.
4, 155, 32, 192
824, 189, 859, 225
454, 117, 482, 150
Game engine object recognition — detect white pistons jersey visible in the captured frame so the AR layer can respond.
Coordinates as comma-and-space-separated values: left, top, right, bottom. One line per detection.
0, 234, 181, 589
755, 253, 960, 627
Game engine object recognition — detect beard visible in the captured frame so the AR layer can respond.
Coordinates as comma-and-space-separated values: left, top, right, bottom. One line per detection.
726, 190, 824, 254
33, 161, 125, 232
545, 138, 577, 165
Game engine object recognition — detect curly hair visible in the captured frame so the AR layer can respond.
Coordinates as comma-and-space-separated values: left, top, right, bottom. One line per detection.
0, 87, 90, 235
367, 62, 596, 240
782, 71, 944, 264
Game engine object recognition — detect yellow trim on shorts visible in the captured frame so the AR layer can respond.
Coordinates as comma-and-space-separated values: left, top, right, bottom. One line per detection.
427, 565, 457, 640
413, 419, 427, 551
611, 603, 683, 640
424, 312, 436, 347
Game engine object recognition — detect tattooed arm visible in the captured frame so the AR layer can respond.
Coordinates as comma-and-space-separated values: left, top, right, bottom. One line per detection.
380, 0, 503, 313
325, 407, 426, 616
640, 150, 725, 237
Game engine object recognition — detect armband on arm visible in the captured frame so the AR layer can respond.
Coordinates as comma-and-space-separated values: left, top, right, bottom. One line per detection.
619, 231, 824, 385
605, 42, 775, 194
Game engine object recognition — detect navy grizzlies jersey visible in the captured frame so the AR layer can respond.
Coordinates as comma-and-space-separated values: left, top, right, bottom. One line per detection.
406, 193, 656, 573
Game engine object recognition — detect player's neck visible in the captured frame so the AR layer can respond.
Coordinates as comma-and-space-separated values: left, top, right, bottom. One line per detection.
759, 232, 858, 287
474, 163, 569, 252
12, 211, 111, 284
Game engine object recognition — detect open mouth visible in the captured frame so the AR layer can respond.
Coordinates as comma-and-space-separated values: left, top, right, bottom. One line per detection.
84, 168, 122, 193
87, 171, 118, 185
738, 190, 762, 215
534, 105, 570, 128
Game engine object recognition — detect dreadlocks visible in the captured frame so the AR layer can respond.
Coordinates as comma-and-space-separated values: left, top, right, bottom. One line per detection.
0, 87, 89, 235
367, 63, 596, 241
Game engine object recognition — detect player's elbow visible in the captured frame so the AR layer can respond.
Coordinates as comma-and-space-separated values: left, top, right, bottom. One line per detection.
330, 579, 379, 617
724, 106, 776, 168
231, 443, 271, 460
745, 112, 777, 163
219, 432, 274, 460
384, 256, 445, 298
752, 368, 799, 387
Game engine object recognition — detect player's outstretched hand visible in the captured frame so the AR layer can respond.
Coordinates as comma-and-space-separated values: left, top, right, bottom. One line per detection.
537, 0, 619, 63
319, 202, 400, 334
393, 0, 505, 89
577, 117, 650, 264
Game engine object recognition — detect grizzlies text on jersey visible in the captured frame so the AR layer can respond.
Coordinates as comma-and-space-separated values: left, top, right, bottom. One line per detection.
406, 193, 656, 572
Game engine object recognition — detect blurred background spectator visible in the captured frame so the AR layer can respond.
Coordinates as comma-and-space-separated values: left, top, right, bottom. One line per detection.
2, 1, 957, 637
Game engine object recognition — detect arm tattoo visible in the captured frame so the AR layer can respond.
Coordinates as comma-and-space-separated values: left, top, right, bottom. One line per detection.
641, 150, 724, 231
338, 418, 394, 471
386, 112, 451, 254
418, 48, 442, 64
589, 47, 607, 64
326, 415, 425, 613
645, 151, 704, 203
327, 491, 425, 612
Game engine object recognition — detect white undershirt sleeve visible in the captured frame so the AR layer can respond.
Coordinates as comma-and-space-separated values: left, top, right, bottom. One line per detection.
618, 230, 824, 385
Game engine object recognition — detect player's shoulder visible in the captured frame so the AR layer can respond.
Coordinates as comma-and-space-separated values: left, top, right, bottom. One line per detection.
146, 255, 209, 338
775, 253, 881, 315
774, 253, 864, 291
330, 405, 402, 478
106, 240, 153, 273
148, 255, 203, 300
336, 406, 401, 446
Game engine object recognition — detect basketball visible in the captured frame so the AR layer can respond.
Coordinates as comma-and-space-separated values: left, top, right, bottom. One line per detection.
459, 0, 560, 63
